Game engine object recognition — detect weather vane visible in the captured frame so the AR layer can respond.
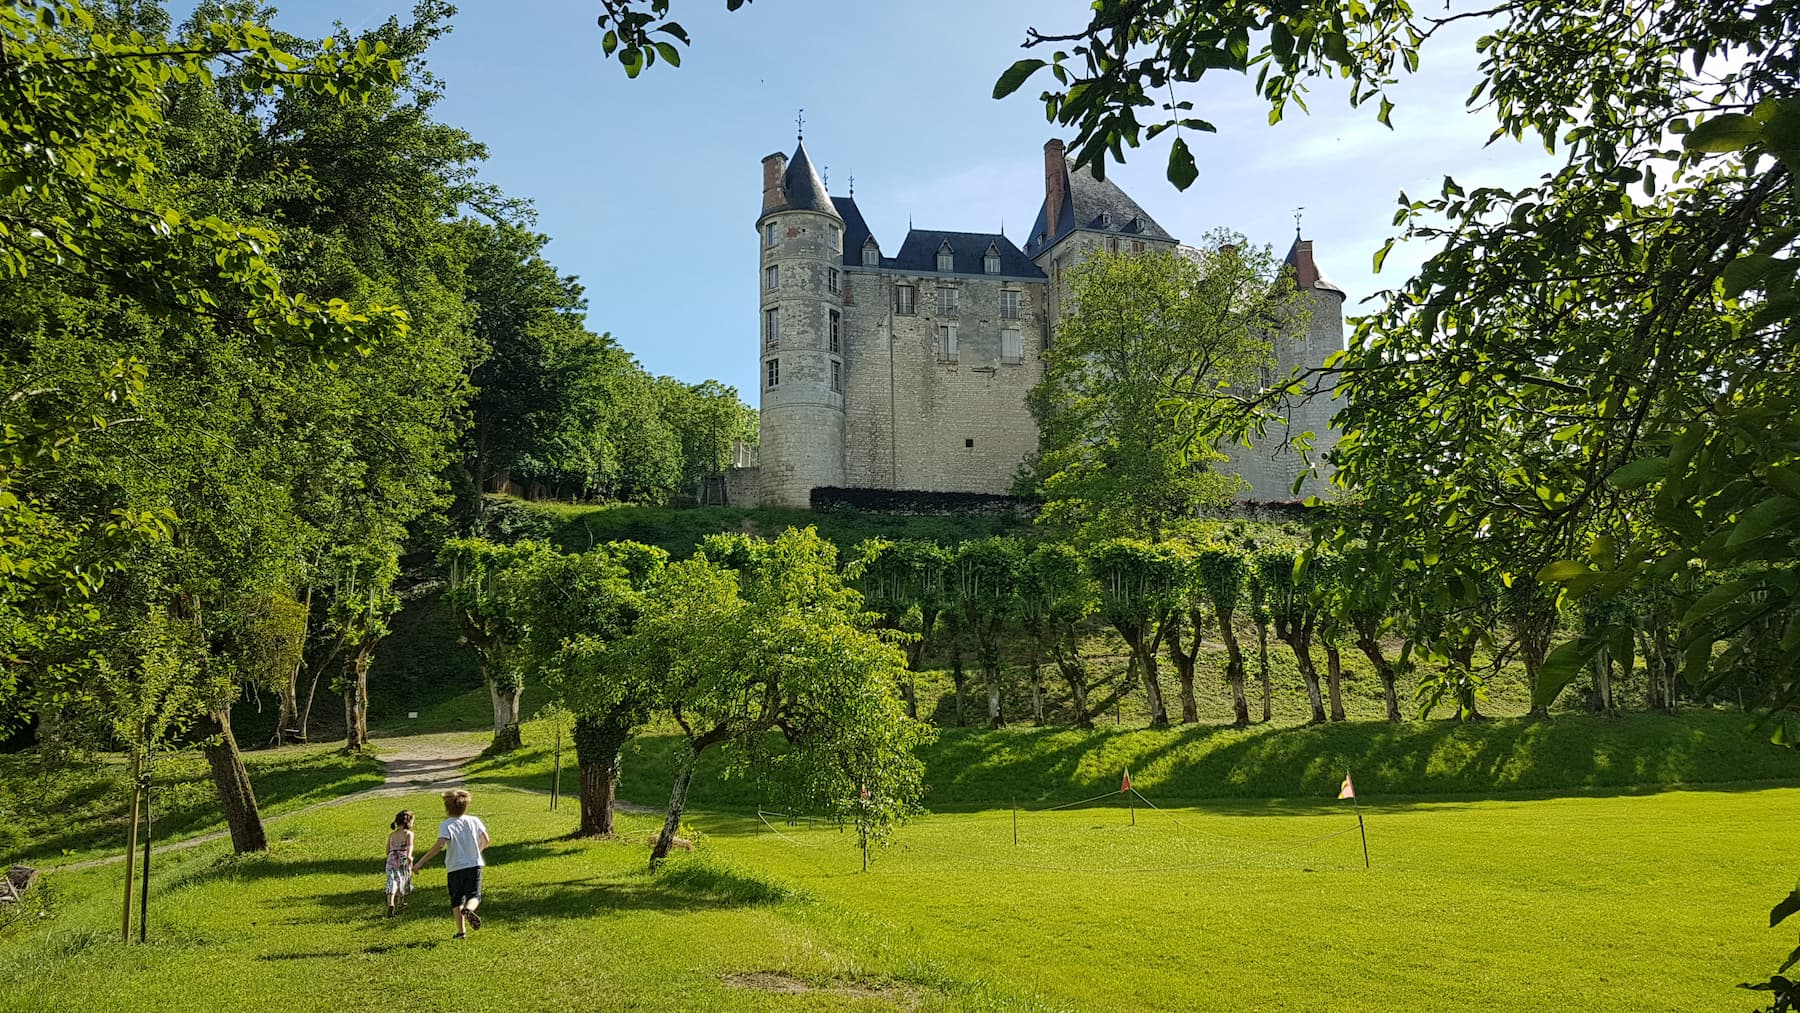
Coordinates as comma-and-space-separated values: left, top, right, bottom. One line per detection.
823, 165, 829, 188
1294, 206, 1305, 234
796, 108, 804, 141
848, 172, 855, 196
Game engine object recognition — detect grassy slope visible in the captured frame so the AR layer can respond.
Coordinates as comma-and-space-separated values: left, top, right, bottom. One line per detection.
470, 708, 1800, 813
0, 743, 382, 867
2, 784, 1793, 1012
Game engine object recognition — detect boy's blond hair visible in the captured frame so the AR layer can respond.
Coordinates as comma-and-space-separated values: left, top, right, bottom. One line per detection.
443, 789, 471, 817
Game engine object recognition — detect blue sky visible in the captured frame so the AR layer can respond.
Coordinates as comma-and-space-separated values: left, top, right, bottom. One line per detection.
182, 1, 1558, 397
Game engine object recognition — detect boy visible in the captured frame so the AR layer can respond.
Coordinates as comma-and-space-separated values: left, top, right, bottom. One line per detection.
413, 788, 490, 939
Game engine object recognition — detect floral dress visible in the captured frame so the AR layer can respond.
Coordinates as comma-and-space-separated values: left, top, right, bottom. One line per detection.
385, 833, 413, 896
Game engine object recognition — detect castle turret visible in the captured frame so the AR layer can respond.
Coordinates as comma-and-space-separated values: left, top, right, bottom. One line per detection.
755, 140, 847, 508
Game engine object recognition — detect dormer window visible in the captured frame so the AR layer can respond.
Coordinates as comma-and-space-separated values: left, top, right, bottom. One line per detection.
1097, 212, 1112, 228
862, 238, 880, 267
984, 244, 1001, 275
936, 241, 955, 272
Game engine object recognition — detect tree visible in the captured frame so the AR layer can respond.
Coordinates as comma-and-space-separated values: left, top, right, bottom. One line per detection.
1027, 244, 1288, 540
440, 538, 551, 752
509, 541, 665, 836
1194, 545, 1252, 727
948, 538, 1025, 728
620, 528, 927, 865
848, 538, 949, 720
1254, 548, 1328, 725
1089, 540, 1185, 728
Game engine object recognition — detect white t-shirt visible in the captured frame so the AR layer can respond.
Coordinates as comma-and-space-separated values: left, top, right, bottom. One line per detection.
437, 815, 489, 872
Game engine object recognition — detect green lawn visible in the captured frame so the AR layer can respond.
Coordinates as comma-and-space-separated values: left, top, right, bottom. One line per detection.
0, 743, 382, 868
1, 783, 1792, 1011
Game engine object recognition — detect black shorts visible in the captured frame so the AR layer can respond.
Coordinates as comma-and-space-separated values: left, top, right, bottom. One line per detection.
446, 866, 482, 908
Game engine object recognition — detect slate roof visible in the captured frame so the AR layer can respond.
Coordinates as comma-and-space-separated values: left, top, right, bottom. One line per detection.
766, 140, 839, 219
833, 195, 875, 266
1283, 234, 1346, 297
1023, 157, 1175, 258
889, 230, 1045, 279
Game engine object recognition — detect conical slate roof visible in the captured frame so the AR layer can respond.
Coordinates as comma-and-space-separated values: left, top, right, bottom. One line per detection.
776, 141, 840, 219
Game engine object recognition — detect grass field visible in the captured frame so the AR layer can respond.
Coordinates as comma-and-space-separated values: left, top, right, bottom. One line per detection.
1, 779, 1792, 1011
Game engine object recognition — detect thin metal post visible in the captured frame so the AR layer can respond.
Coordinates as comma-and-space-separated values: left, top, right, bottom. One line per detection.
1012, 800, 1018, 847
551, 721, 562, 811
1353, 796, 1369, 869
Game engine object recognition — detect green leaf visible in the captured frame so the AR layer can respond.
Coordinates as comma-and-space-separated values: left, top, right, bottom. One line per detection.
1722, 254, 1777, 297
1167, 137, 1198, 190
993, 59, 1046, 100
1536, 560, 1592, 583
1727, 497, 1800, 549
653, 42, 680, 67
1683, 114, 1761, 153
1607, 457, 1667, 489
1372, 237, 1395, 273
1534, 635, 1606, 708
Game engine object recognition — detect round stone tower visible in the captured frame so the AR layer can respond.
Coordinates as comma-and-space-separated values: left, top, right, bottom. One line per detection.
755, 140, 847, 508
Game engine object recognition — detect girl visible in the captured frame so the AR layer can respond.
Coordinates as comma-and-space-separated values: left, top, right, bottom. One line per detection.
384, 810, 415, 917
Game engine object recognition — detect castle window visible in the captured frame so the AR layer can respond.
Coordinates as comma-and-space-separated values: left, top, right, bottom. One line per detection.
936, 242, 955, 272
938, 323, 958, 362
830, 310, 841, 353
1002, 329, 1022, 364
1098, 212, 1112, 228
895, 285, 915, 315
830, 360, 842, 392
862, 240, 880, 267
1132, 240, 1146, 253
765, 223, 778, 248
984, 249, 1001, 274
766, 358, 780, 387
828, 267, 840, 294
764, 306, 780, 348
827, 223, 840, 249
999, 290, 1020, 320
964, 438, 974, 448
1108, 237, 1120, 253
764, 264, 779, 290
937, 286, 958, 316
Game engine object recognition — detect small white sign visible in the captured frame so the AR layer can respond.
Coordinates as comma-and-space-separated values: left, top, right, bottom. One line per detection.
407, 711, 419, 719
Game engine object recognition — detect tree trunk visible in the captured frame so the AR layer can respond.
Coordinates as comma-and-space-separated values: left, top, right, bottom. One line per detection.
1218, 607, 1249, 727
1279, 625, 1327, 725
950, 648, 967, 727
984, 662, 1005, 729
273, 586, 314, 746
343, 643, 372, 752
1592, 647, 1615, 715
1166, 623, 1200, 724
1354, 631, 1402, 723
1255, 619, 1272, 722
1323, 642, 1347, 722
1126, 632, 1170, 728
488, 679, 523, 752
651, 751, 699, 867
1028, 650, 1046, 726
1054, 635, 1093, 729
574, 712, 631, 837
200, 710, 268, 853
1523, 646, 1550, 720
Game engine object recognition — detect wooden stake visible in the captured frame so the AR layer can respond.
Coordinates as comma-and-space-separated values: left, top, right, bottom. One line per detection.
551, 720, 562, 811
139, 764, 152, 943
1012, 800, 1018, 847
122, 753, 140, 943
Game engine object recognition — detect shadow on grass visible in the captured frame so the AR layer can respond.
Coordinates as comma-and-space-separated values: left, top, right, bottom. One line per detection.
260, 939, 443, 961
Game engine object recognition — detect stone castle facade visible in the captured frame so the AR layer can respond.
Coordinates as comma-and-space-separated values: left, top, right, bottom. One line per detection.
726, 136, 1346, 508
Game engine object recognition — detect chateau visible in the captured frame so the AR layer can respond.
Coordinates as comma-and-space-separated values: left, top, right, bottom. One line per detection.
726, 135, 1347, 509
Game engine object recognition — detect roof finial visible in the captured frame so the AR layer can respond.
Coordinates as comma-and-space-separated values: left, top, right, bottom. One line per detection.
796, 108, 805, 142
848, 171, 854, 197
1293, 205, 1305, 236
822, 165, 829, 188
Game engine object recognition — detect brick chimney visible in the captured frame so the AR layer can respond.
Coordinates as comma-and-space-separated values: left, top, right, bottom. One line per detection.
1293, 239, 1318, 290
761, 152, 788, 213
1043, 138, 1066, 241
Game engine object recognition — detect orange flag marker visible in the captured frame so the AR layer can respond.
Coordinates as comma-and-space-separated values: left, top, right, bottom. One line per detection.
1339, 772, 1356, 800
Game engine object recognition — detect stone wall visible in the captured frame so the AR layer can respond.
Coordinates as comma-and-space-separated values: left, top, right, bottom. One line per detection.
755, 207, 848, 507
840, 266, 1046, 494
